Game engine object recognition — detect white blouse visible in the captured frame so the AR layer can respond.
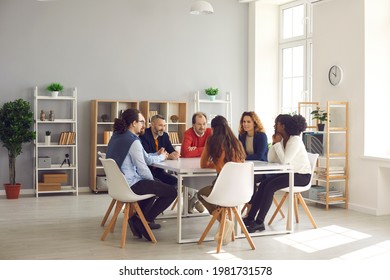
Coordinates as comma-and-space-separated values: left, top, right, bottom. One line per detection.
268, 135, 311, 174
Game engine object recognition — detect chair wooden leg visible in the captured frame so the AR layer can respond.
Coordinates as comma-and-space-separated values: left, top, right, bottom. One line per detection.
232, 207, 255, 250
110, 201, 124, 233
268, 193, 288, 225
100, 198, 116, 227
241, 203, 251, 216
133, 202, 157, 244
120, 203, 130, 248
170, 186, 183, 210
170, 197, 178, 210
198, 208, 222, 245
227, 208, 235, 242
101, 201, 123, 241
217, 209, 227, 253
296, 193, 317, 228
273, 197, 285, 218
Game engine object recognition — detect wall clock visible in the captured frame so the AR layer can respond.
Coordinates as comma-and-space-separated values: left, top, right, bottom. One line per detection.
328, 65, 343, 86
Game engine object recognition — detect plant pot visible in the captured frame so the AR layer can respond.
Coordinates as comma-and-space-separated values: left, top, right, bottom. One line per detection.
208, 95, 216, 101
4, 183, 21, 199
51, 91, 59, 98
317, 123, 325, 131
45, 135, 51, 145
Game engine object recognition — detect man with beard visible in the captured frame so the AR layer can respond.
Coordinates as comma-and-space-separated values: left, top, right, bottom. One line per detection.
140, 114, 180, 187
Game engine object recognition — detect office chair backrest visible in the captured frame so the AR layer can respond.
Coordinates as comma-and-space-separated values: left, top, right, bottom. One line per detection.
204, 161, 254, 207
99, 158, 154, 202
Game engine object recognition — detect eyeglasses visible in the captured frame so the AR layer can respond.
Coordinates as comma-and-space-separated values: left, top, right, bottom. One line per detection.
138, 120, 145, 124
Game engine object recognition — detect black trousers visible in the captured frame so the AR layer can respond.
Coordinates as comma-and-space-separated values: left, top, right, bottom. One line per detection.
150, 167, 178, 187
131, 179, 177, 222
247, 173, 311, 223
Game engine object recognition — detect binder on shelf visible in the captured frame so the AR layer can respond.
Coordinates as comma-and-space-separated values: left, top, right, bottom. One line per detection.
103, 131, 112, 144
58, 131, 76, 145
168, 132, 180, 144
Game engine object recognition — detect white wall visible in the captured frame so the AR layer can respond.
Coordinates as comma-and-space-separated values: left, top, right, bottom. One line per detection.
0, 0, 249, 191
249, 2, 279, 140
313, 0, 390, 215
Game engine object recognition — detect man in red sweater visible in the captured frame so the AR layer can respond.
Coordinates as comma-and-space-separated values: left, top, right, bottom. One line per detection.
181, 112, 212, 158
180, 112, 212, 213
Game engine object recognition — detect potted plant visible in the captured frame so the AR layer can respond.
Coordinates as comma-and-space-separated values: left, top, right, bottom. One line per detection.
0, 99, 36, 199
204, 87, 219, 101
310, 107, 328, 131
47, 83, 64, 98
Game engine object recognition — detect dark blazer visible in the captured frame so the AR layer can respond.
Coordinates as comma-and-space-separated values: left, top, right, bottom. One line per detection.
239, 131, 268, 161
140, 127, 175, 154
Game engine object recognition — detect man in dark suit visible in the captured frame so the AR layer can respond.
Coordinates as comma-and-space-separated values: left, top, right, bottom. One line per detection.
140, 114, 180, 187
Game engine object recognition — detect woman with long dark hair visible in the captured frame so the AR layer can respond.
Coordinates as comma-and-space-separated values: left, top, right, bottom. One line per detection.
197, 115, 246, 245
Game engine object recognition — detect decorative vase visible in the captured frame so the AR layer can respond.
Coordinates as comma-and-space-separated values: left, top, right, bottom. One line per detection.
208, 95, 216, 101
45, 135, 51, 145
51, 91, 59, 98
4, 183, 21, 199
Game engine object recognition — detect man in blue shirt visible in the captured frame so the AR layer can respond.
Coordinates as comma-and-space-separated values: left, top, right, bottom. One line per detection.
106, 108, 176, 241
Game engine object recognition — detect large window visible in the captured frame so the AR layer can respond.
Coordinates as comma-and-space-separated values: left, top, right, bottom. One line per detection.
279, 1, 312, 114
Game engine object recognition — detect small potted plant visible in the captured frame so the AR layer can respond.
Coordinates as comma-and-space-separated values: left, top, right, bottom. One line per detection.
310, 107, 328, 131
204, 87, 219, 101
47, 83, 64, 98
0, 98, 36, 199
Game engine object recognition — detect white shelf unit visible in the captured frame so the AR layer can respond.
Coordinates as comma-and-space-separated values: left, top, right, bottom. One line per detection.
33, 86, 78, 197
194, 90, 232, 125
90, 100, 139, 193
299, 101, 349, 209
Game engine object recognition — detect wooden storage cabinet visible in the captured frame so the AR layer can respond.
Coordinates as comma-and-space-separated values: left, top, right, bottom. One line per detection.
33, 86, 78, 197
299, 101, 349, 209
139, 101, 187, 145
90, 100, 138, 193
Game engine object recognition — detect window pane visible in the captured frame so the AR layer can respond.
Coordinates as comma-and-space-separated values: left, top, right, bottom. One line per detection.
292, 45, 304, 76
283, 48, 292, 77
282, 78, 292, 110
283, 8, 292, 39
292, 5, 304, 37
292, 77, 304, 108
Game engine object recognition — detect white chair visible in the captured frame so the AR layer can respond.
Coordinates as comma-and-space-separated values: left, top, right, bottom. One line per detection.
100, 158, 157, 247
198, 162, 256, 253
97, 152, 117, 228
268, 152, 319, 229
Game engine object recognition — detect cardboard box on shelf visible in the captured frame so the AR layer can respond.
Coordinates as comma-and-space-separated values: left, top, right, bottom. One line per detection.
43, 173, 68, 184
38, 183, 61, 191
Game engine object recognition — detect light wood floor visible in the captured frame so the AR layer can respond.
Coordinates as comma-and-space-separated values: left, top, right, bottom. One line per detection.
1, 193, 389, 260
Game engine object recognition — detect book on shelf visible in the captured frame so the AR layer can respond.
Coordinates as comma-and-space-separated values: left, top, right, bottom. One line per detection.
149, 110, 159, 122
103, 130, 113, 144
168, 132, 180, 144
58, 131, 76, 145
317, 166, 345, 178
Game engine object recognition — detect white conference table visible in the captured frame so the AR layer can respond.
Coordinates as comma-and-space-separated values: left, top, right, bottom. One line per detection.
153, 158, 294, 244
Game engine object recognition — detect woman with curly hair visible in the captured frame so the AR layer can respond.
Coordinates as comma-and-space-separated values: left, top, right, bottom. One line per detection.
244, 114, 311, 233
238, 111, 269, 210
197, 115, 246, 245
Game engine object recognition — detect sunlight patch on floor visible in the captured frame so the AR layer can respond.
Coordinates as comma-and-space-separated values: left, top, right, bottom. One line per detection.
333, 240, 390, 260
209, 250, 242, 260
273, 225, 371, 253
